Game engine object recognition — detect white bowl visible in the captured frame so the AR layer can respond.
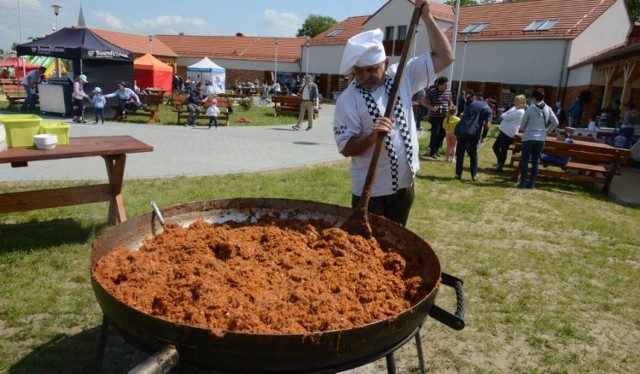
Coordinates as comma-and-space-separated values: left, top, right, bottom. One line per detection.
34, 134, 58, 150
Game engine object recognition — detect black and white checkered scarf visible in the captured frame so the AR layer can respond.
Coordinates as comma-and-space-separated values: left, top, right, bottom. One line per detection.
353, 74, 414, 192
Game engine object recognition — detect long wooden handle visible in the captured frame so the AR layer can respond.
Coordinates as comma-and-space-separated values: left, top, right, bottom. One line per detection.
355, 5, 424, 212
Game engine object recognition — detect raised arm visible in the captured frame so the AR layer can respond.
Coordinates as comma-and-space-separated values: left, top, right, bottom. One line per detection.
417, 0, 454, 73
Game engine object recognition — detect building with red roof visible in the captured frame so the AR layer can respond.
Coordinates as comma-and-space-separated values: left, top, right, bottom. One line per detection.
92, 0, 636, 120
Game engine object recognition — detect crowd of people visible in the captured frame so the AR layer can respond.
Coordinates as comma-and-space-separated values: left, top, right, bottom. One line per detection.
411, 76, 639, 187
423, 82, 640, 184
229, 78, 304, 98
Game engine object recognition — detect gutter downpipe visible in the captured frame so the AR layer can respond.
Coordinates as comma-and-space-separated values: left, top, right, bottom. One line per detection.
558, 39, 571, 106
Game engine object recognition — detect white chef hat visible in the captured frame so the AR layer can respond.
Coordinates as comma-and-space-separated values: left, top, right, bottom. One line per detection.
339, 29, 387, 75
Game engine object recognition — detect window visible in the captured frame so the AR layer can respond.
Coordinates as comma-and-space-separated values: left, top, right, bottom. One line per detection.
385, 26, 395, 41
397, 25, 407, 40
537, 19, 559, 31
524, 19, 559, 32
326, 29, 344, 37
460, 23, 490, 34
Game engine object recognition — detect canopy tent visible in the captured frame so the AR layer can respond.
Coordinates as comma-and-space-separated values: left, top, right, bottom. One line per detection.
134, 53, 173, 95
16, 27, 134, 95
186, 57, 225, 94
0, 57, 42, 80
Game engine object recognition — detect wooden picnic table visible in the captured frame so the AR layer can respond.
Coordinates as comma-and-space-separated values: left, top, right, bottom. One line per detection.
510, 134, 630, 194
0, 136, 153, 225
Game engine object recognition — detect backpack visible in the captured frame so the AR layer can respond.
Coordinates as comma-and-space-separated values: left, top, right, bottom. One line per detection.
454, 111, 481, 139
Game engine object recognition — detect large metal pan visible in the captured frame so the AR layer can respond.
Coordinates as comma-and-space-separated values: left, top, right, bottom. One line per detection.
91, 198, 464, 372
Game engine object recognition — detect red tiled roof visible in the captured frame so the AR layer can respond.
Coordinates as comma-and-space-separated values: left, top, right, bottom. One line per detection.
91, 28, 178, 58
311, 15, 370, 46
155, 34, 306, 63
420, 0, 455, 23
629, 23, 640, 45
449, 0, 617, 41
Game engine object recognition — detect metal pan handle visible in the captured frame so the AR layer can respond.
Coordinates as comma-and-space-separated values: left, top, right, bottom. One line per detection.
428, 272, 466, 330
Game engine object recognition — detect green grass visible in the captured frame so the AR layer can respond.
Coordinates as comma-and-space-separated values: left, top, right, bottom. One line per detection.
0, 97, 308, 126
1, 137, 639, 373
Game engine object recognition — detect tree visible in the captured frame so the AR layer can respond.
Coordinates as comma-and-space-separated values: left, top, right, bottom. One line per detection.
630, 0, 640, 22
296, 14, 337, 38
11, 42, 20, 52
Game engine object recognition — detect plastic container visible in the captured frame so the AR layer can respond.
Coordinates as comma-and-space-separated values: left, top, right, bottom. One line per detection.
40, 121, 70, 145
33, 134, 57, 150
0, 124, 6, 152
0, 114, 43, 148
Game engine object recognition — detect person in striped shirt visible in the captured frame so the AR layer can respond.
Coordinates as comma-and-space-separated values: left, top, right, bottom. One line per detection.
423, 76, 453, 160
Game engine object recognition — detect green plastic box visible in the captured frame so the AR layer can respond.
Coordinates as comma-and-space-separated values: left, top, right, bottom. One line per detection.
40, 121, 70, 145
0, 114, 43, 148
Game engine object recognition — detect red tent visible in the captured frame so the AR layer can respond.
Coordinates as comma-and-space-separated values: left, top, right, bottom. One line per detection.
0, 57, 42, 80
134, 54, 173, 95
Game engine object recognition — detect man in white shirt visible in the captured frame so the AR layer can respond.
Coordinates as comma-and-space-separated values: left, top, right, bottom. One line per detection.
333, 0, 454, 225
292, 75, 319, 131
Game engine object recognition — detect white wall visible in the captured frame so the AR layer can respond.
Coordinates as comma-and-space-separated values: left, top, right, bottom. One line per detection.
566, 64, 594, 86
364, 0, 451, 65
301, 45, 346, 74
447, 40, 568, 86
568, 0, 631, 66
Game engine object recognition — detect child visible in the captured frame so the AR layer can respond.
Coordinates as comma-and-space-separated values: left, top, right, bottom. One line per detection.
91, 87, 106, 124
541, 130, 574, 165
612, 130, 631, 149
206, 98, 220, 129
442, 105, 460, 163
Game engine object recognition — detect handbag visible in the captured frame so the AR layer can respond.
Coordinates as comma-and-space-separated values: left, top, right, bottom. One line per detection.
454, 112, 480, 139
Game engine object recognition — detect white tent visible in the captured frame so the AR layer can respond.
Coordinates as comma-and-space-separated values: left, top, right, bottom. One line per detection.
186, 56, 225, 94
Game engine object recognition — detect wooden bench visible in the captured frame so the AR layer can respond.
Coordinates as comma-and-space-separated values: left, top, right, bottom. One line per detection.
272, 95, 319, 118
112, 93, 166, 123
2, 85, 28, 109
1, 78, 21, 87
509, 135, 630, 195
172, 96, 233, 126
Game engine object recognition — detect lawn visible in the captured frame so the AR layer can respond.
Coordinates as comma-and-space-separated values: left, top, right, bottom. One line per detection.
0, 130, 639, 373
0, 95, 314, 127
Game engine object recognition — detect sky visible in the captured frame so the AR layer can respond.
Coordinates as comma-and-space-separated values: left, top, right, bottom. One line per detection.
0, 0, 436, 53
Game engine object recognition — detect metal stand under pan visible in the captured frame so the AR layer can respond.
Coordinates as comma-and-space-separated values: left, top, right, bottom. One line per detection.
95, 314, 428, 374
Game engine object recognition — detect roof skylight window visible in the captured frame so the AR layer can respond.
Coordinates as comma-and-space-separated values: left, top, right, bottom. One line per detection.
326, 29, 345, 37
461, 23, 490, 34
524, 19, 559, 32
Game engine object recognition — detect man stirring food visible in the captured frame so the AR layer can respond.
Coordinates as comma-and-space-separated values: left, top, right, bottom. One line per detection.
333, 0, 454, 225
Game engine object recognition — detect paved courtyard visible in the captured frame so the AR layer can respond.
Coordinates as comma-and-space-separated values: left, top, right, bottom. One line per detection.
0, 105, 343, 182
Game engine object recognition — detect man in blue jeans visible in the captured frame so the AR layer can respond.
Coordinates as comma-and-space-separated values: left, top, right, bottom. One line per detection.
518, 88, 559, 188
423, 76, 452, 159
21, 66, 46, 110
454, 91, 492, 181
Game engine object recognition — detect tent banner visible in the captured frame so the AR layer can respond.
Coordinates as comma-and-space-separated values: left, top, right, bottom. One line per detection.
186, 67, 223, 73
24, 45, 66, 56
85, 49, 132, 60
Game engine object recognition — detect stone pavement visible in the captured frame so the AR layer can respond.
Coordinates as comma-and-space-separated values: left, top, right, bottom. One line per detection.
0, 105, 344, 182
